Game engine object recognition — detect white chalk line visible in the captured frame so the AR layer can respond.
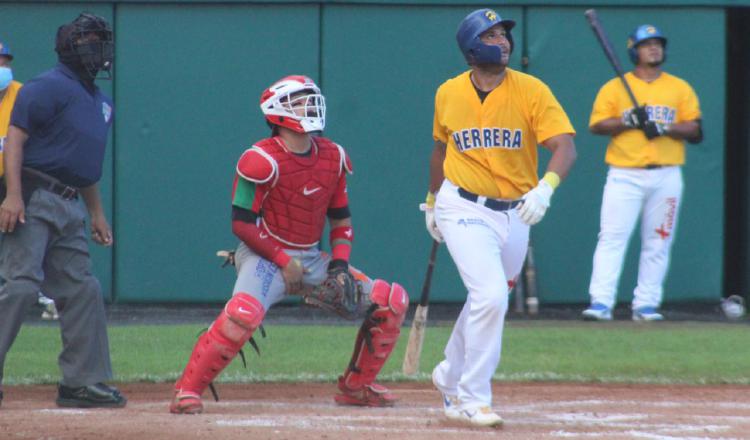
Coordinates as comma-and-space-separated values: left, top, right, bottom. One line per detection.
550, 430, 742, 440
216, 418, 500, 436
32, 397, 750, 438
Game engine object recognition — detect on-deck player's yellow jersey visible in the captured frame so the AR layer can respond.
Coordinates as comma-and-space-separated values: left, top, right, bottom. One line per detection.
0, 81, 22, 177
589, 71, 701, 167
433, 69, 575, 199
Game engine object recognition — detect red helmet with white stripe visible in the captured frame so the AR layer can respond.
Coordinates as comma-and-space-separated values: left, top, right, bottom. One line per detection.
260, 75, 326, 133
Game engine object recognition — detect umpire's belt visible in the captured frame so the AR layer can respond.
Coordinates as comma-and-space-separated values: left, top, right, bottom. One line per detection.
457, 187, 521, 212
22, 168, 79, 200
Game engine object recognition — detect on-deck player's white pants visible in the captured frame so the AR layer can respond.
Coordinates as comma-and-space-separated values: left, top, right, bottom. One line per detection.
432, 179, 529, 410
588, 166, 683, 310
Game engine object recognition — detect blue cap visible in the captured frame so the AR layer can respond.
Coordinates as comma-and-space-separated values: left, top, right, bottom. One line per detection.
0, 41, 13, 60
627, 25, 667, 64
456, 9, 515, 65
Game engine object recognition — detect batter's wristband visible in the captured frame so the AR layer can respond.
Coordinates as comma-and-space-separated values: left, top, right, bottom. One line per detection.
330, 226, 353, 262
542, 171, 561, 190
425, 192, 436, 208
272, 250, 292, 268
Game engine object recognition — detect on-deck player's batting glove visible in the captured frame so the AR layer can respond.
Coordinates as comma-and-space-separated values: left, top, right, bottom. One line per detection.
420, 192, 443, 243
517, 180, 554, 226
642, 121, 670, 140
622, 106, 649, 129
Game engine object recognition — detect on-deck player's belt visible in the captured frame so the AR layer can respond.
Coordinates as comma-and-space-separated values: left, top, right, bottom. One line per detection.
640, 164, 666, 169
457, 187, 521, 212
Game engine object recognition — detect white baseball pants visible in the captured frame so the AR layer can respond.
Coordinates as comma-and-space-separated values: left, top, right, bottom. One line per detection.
588, 166, 683, 310
432, 179, 528, 410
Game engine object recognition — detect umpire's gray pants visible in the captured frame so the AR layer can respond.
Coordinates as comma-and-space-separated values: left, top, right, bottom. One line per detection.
0, 189, 113, 388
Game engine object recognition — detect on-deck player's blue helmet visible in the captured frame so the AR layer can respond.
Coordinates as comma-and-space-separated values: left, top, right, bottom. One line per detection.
627, 24, 667, 64
456, 9, 515, 65
0, 41, 13, 60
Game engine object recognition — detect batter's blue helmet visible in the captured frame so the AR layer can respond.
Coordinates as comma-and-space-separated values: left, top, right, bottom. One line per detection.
456, 9, 515, 65
627, 24, 667, 64
0, 41, 13, 60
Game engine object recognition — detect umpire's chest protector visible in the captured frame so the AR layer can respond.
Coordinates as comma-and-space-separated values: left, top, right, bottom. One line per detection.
258, 137, 346, 247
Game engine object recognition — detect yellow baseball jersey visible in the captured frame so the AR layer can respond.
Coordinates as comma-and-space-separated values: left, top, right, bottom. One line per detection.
433, 69, 575, 199
589, 71, 701, 167
0, 80, 22, 176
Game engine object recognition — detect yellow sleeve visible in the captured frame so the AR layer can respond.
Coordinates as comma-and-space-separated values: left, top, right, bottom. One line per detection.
589, 81, 619, 127
532, 83, 576, 143
432, 87, 449, 143
678, 82, 701, 122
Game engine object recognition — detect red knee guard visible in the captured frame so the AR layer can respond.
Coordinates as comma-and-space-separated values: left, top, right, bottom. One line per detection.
174, 293, 264, 396
338, 280, 408, 394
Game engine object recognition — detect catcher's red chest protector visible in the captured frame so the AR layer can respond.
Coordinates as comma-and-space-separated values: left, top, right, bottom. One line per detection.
255, 137, 348, 247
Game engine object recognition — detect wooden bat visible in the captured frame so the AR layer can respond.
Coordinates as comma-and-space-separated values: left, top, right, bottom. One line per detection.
402, 240, 439, 375
584, 9, 640, 108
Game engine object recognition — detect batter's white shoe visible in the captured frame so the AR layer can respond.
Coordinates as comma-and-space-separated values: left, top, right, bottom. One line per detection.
432, 368, 460, 419
632, 307, 664, 321
582, 303, 612, 321
455, 406, 504, 428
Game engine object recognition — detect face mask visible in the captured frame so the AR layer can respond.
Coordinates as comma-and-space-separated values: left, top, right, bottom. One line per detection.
0, 67, 12, 91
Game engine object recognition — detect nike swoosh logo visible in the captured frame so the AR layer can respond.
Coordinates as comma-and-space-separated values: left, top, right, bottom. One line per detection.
237, 307, 254, 314
260, 232, 268, 239
303, 186, 321, 196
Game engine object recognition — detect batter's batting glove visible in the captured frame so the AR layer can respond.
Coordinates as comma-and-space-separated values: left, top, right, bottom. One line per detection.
642, 121, 670, 140
517, 180, 554, 226
420, 192, 443, 243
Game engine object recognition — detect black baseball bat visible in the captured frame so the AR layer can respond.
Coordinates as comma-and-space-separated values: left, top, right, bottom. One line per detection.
584, 9, 640, 108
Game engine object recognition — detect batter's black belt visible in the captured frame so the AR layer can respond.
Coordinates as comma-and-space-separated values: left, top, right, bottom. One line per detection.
457, 187, 521, 212
21, 168, 79, 200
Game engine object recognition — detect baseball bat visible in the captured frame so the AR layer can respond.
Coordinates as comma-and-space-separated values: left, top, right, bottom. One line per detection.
402, 240, 439, 375
523, 241, 539, 315
584, 9, 640, 108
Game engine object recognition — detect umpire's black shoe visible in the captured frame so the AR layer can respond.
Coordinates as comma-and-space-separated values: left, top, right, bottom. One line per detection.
56, 382, 127, 408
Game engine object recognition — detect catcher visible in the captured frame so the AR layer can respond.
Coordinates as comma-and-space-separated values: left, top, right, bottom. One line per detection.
169, 75, 409, 414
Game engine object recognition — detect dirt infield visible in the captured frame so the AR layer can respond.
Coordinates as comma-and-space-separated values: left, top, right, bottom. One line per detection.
1, 382, 749, 439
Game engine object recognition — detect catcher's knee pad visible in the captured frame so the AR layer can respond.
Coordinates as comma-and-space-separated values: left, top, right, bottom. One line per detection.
339, 280, 409, 391
175, 293, 265, 395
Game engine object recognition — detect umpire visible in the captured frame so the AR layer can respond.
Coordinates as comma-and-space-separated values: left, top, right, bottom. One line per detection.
0, 13, 125, 408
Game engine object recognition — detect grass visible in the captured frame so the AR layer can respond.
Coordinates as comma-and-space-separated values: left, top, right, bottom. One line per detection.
3, 321, 749, 386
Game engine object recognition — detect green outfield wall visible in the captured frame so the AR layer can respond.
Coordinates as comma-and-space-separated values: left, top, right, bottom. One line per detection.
0, 2, 737, 305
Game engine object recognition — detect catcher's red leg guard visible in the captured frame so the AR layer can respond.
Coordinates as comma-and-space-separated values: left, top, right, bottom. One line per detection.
170, 293, 264, 414
335, 280, 409, 407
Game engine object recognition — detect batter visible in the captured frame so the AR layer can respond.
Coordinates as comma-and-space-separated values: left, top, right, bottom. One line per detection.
424, 9, 577, 428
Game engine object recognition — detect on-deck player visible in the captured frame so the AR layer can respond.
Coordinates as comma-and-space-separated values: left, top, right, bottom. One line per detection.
582, 24, 702, 322
169, 75, 409, 414
424, 9, 576, 428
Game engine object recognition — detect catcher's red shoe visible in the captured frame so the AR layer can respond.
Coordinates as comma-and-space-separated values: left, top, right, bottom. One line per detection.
334, 380, 398, 407
169, 390, 203, 414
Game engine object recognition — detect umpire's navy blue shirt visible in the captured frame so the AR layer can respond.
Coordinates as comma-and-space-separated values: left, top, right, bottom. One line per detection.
10, 63, 113, 188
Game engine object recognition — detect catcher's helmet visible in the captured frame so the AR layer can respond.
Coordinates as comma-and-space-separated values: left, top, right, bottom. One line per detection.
0, 41, 13, 61
55, 12, 114, 79
260, 75, 326, 134
627, 24, 667, 64
456, 9, 515, 66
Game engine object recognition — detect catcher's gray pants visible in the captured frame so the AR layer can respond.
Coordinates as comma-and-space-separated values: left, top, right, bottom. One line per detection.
232, 242, 374, 311
0, 189, 113, 388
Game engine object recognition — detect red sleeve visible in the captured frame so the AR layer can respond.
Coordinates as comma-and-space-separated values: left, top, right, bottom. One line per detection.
328, 172, 349, 209
232, 220, 291, 268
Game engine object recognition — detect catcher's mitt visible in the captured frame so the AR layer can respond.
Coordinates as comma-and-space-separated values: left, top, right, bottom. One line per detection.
303, 264, 363, 320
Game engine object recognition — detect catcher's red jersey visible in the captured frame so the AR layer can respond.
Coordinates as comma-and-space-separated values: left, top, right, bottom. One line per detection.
233, 136, 352, 248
